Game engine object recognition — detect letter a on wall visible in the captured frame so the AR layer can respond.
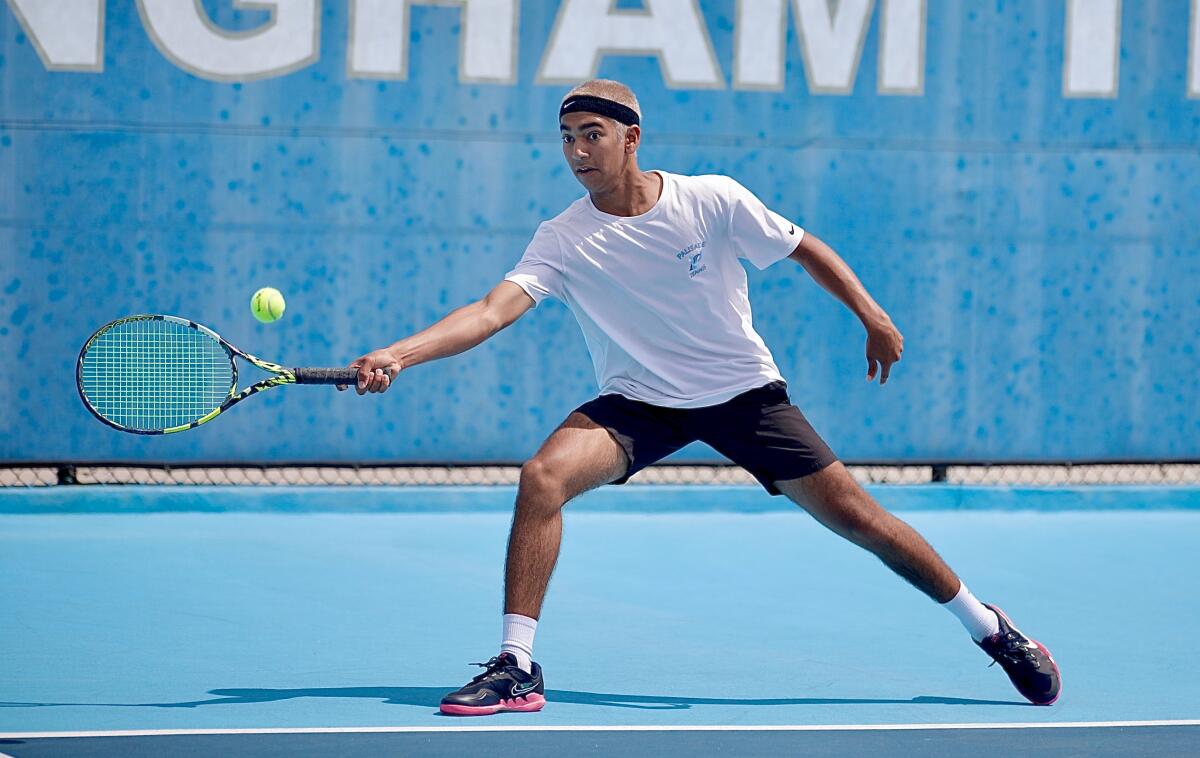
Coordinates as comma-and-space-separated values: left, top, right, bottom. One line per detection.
538, 0, 724, 89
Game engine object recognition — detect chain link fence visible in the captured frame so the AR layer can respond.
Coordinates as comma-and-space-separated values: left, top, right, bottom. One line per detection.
3, 463, 1198, 487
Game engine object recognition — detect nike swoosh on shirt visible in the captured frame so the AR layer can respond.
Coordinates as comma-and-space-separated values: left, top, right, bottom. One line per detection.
788, 225, 795, 235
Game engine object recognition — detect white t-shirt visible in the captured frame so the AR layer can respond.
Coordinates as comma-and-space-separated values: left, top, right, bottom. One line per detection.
505, 171, 803, 408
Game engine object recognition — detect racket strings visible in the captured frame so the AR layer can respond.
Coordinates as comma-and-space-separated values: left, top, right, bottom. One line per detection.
79, 318, 234, 431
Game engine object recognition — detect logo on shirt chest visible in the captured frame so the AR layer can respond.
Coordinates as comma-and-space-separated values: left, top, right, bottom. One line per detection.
676, 240, 708, 279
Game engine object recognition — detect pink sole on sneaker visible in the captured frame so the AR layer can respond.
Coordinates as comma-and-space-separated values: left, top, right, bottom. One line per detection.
1032, 641, 1061, 705
440, 693, 546, 716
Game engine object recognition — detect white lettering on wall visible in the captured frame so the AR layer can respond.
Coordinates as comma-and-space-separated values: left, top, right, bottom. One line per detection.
794, 0, 874, 93
136, 0, 319, 82
733, 0, 787, 90
6, 0, 104, 71
879, 0, 925, 94
1063, 0, 1121, 97
9, 1, 1198, 99
348, 0, 518, 83
1190, 0, 1199, 97
538, 0, 723, 89
735, 0, 888, 94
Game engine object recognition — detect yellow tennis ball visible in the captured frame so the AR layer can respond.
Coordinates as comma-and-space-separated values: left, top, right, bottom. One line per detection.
250, 287, 286, 323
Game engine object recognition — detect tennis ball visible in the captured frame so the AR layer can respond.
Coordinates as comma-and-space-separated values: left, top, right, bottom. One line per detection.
250, 287, 286, 323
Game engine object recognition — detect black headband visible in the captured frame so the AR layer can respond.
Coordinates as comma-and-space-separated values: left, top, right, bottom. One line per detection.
559, 95, 640, 126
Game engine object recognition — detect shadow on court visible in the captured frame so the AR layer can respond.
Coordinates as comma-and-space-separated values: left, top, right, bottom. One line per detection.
0, 687, 1029, 711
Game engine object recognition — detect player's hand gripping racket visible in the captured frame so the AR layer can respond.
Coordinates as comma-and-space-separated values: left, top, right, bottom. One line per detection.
77, 314, 357, 434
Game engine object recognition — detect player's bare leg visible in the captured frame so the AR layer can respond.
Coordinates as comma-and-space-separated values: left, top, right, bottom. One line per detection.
504, 412, 629, 618
775, 461, 960, 601
440, 413, 627, 716
776, 461, 1061, 703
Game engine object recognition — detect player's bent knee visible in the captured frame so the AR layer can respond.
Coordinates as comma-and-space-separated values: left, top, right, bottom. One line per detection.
518, 458, 568, 509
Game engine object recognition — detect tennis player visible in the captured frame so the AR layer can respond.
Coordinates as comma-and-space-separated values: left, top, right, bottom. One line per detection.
342, 80, 1061, 714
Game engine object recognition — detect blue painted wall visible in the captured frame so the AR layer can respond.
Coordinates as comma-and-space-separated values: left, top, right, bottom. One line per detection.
1, 1, 1197, 463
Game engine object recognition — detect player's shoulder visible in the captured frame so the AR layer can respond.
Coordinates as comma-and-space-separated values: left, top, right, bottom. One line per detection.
544, 196, 591, 226
662, 173, 743, 220
668, 172, 741, 201
537, 196, 593, 238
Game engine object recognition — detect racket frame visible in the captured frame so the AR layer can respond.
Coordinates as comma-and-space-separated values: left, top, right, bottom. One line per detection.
76, 314, 297, 435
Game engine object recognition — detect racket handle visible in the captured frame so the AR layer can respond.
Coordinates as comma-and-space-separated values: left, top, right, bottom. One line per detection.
293, 367, 361, 385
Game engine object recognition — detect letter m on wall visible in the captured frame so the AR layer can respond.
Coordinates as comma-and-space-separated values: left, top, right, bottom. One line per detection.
735, 0, 926, 95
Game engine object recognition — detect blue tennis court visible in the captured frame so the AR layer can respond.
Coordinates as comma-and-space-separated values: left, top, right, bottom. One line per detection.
2, 484, 1197, 755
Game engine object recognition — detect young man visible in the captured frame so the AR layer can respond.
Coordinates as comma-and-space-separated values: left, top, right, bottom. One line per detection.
342, 80, 1061, 715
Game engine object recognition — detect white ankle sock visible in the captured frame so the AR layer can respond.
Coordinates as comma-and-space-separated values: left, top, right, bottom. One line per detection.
501, 613, 537, 673
942, 583, 1000, 641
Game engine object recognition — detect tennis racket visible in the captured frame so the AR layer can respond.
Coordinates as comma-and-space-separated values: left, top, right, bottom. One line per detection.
77, 314, 358, 435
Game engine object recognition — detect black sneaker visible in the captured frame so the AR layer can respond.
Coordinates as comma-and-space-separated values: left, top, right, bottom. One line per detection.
976, 603, 1061, 705
439, 652, 545, 716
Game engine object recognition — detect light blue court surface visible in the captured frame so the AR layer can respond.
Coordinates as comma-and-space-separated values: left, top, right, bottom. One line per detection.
2, 486, 1198, 756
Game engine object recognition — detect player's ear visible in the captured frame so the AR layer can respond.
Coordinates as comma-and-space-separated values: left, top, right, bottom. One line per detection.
625, 124, 640, 154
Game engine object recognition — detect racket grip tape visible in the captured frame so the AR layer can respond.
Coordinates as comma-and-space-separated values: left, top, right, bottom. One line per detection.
293, 367, 361, 385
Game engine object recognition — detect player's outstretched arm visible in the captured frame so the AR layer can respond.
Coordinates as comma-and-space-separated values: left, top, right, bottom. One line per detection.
340, 281, 535, 395
788, 231, 904, 384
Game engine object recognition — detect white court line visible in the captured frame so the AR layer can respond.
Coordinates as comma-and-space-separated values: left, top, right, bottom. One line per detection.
2, 720, 1198, 739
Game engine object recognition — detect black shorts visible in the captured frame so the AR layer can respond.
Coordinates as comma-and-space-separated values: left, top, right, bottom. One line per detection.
574, 381, 838, 495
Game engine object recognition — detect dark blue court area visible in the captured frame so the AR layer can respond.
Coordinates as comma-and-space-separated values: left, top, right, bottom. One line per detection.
3, 724, 1199, 757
